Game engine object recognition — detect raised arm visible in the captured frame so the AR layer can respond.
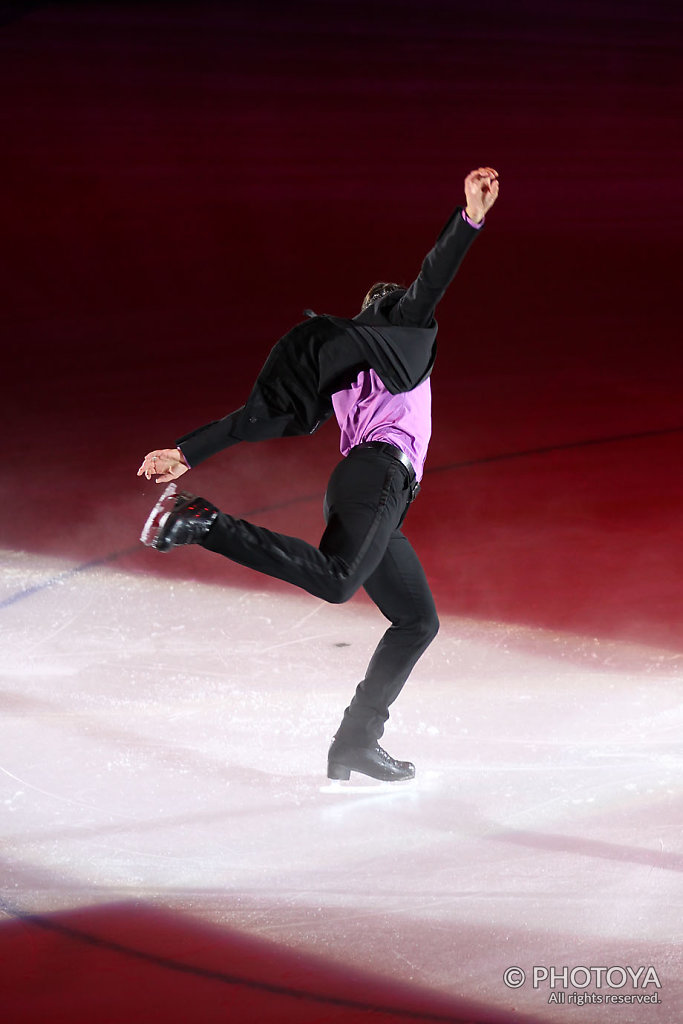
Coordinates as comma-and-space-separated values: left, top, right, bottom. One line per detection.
393, 166, 499, 327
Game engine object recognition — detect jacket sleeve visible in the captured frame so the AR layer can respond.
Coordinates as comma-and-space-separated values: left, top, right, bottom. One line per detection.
175, 407, 248, 467
391, 206, 483, 327
176, 321, 343, 467
176, 398, 317, 467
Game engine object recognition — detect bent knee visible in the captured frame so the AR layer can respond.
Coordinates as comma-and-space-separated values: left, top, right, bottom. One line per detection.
410, 609, 439, 645
325, 575, 361, 605
422, 610, 440, 643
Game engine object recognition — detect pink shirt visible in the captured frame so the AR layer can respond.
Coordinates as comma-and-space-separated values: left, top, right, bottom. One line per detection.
332, 368, 432, 482
330, 210, 483, 481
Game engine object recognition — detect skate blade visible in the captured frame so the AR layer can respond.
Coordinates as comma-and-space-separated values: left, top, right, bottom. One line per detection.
319, 777, 417, 794
140, 482, 178, 547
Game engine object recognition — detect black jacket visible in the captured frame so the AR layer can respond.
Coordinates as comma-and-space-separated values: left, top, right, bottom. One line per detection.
177, 206, 482, 467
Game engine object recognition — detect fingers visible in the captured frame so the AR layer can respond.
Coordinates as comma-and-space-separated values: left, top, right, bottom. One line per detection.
138, 453, 158, 480
465, 167, 499, 189
137, 449, 185, 481
137, 450, 159, 478
156, 461, 189, 483
464, 167, 500, 214
157, 462, 179, 482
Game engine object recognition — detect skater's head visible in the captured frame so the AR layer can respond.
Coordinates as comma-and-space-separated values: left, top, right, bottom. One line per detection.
361, 281, 401, 311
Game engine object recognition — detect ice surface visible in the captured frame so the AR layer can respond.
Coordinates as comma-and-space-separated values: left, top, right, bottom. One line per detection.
1, 548, 681, 1022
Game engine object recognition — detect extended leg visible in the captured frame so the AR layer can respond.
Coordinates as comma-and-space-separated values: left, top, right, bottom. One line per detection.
141, 447, 414, 605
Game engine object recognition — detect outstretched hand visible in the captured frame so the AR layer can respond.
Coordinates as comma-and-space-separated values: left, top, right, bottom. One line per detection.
464, 167, 499, 223
137, 448, 190, 483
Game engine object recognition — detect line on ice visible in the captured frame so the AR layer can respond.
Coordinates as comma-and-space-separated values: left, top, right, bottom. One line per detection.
0, 898, 482, 1023
4, 423, 680, 610
0, 548, 136, 611
0, 763, 130, 820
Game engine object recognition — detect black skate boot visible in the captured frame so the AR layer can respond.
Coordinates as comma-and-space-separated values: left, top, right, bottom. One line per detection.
140, 483, 219, 552
327, 738, 415, 782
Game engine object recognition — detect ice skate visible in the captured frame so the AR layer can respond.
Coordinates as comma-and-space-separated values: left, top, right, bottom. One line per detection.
140, 482, 219, 552
327, 738, 415, 782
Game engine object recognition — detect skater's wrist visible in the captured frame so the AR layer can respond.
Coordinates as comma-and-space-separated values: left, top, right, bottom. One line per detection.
462, 208, 485, 228
177, 447, 191, 469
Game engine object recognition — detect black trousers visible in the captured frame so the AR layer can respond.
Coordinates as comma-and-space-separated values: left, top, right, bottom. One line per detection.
201, 444, 439, 746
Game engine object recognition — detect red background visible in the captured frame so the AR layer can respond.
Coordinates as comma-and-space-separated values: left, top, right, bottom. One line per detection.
3, 0, 682, 649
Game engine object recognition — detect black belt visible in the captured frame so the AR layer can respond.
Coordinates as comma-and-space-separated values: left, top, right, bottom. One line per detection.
352, 441, 420, 502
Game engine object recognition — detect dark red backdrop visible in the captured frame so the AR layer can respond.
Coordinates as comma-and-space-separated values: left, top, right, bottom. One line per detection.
2, 1, 682, 637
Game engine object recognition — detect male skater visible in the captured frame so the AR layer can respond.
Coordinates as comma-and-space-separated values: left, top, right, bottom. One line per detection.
138, 167, 499, 782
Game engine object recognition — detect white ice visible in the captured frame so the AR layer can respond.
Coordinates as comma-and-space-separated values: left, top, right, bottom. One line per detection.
1, 547, 681, 1022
